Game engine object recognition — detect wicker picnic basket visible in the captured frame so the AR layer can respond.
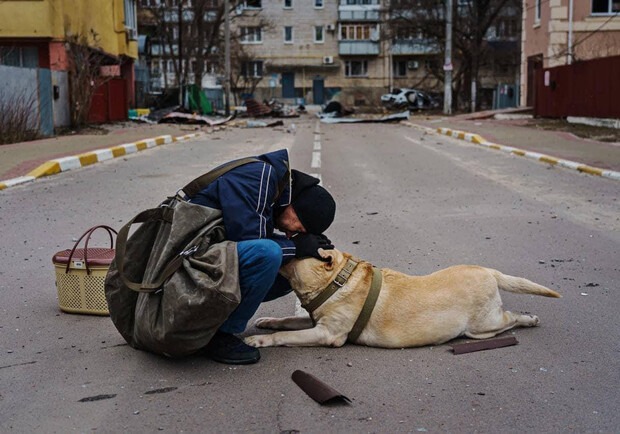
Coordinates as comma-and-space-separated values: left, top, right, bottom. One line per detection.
52, 225, 117, 315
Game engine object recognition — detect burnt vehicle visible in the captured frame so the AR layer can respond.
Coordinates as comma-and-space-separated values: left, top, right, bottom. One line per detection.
380, 88, 440, 111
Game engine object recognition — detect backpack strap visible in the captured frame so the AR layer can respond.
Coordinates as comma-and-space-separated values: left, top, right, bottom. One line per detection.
180, 156, 291, 206
179, 157, 262, 199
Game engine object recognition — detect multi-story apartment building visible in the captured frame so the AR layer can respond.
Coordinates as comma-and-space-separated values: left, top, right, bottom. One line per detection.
521, 0, 620, 107
139, 0, 220, 96
139, 0, 521, 110
240, 0, 391, 105
242, 0, 341, 105
0, 0, 139, 127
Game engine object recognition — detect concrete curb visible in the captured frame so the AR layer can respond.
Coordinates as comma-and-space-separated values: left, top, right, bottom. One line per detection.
0, 132, 205, 191
405, 122, 620, 181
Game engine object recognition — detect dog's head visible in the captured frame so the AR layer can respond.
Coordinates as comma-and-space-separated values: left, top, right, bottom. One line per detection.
280, 248, 347, 300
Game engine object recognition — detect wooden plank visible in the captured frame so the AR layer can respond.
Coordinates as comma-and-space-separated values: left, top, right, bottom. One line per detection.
451, 336, 518, 355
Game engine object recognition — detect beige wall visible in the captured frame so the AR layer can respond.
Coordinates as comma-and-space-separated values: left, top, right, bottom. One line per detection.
235, 1, 390, 106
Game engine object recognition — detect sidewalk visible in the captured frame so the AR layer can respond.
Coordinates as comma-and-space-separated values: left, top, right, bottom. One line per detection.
0, 123, 202, 181
408, 115, 620, 175
0, 123, 211, 190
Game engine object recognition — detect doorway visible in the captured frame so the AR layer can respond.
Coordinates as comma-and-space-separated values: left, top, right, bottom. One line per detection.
526, 54, 543, 107
312, 76, 325, 105
281, 72, 295, 98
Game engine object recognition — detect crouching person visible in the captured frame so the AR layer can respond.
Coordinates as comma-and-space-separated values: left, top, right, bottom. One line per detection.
189, 149, 336, 364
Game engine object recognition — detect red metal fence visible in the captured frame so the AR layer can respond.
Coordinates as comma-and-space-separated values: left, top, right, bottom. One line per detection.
535, 55, 620, 119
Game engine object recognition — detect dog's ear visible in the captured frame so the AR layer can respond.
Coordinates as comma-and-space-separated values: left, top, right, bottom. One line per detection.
318, 248, 334, 269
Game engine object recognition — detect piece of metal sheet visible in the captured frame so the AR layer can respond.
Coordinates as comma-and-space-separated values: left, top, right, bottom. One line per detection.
291, 370, 351, 405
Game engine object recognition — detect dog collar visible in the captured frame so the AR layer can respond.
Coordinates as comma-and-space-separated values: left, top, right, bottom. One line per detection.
302, 258, 359, 313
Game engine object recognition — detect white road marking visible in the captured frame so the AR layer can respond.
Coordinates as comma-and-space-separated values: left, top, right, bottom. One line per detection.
311, 151, 321, 168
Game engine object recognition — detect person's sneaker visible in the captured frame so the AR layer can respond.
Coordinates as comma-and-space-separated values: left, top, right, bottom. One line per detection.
203, 331, 260, 365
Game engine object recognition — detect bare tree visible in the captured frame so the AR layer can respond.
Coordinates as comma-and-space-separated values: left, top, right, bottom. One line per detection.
229, 40, 264, 105
0, 88, 39, 144
65, 30, 117, 128
388, 0, 521, 111
140, 1, 272, 100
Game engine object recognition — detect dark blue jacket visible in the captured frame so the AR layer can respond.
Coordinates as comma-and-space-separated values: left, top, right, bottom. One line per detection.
189, 149, 296, 262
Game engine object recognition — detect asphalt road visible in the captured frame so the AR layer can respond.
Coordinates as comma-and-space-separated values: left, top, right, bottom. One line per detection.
1, 117, 618, 433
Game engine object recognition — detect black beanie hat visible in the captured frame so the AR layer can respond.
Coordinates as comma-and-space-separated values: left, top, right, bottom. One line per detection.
290, 170, 336, 234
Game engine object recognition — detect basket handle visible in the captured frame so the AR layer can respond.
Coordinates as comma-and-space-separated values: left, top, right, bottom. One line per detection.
65, 225, 117, 275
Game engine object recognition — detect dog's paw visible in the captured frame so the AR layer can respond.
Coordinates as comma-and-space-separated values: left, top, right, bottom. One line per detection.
254, 317, 279, 329
244, 335, 272, 348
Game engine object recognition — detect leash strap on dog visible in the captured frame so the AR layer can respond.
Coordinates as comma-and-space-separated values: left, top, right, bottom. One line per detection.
302, 258, 359, 313
348, 267, 383, 342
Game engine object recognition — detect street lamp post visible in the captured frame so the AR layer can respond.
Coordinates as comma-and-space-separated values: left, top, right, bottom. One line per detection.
178, 1, 184, 106
443, 0, 453, 115
224, 0, 231, 115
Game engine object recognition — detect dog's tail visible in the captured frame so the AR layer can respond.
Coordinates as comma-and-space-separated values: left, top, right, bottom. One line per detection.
492, 270, 561, 298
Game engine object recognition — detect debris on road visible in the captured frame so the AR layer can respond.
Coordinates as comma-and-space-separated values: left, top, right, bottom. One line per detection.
291, 370, 351, 405
244, 98, 272, 117
244, 98, 300, 118
243, 120, 284, 128
320, 110, 409, 124
451, 336, 518, 354
78, 394, 117, 403
159, 112, 236, 126
318, 101, 355, 119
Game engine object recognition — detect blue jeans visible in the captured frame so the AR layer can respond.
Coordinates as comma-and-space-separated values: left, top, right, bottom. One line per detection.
219, 239, 293, 334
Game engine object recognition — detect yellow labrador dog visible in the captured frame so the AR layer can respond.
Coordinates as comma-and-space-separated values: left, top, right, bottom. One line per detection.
245, 248, 560, 349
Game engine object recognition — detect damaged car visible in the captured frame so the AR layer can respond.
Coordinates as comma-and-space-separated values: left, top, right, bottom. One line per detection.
381, 88, 440, 111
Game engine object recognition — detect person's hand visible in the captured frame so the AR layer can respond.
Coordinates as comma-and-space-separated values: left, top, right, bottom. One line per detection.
292, 233, 334, 261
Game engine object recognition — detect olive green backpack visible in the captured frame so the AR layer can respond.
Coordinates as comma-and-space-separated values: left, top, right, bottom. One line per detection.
104, 158, 259, 357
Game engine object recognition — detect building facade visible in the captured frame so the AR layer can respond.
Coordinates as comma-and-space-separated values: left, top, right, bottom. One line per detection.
0, 0, 139, 128
237, 0, 521, 109
138, 0, 522, 110
521, 0, 620, 107
238, 0, 392, 105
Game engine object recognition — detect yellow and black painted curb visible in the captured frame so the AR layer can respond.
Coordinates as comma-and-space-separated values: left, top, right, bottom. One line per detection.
405, 122, 620, 182
0, 132, 204, 191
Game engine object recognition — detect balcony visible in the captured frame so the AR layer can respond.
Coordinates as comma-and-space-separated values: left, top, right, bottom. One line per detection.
162, 9, 217, 23
151, 43, 179, 56
339, 40, 380, 56
338, 8, 381, 21
391, 39, 439, 55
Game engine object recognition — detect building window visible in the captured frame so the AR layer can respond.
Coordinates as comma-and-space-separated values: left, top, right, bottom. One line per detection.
284, 0, 292, 8
151, 60, 160, 74
394, 27, 423, 41
393, 60, 407, 77
314, 26, 324, 43
346, 0, 375, 4
340, 24, 379, 41
240, 26, 263, 43
315, 0, 324, 8
345, 60, 368, 77
241, 60, 263, 78
284, 26, 294, 43
592, 0, 620, 14
535, 0, 541, 22
0, 47, 39, 68
242, 0, 262, 9
124, 0, 137, 31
